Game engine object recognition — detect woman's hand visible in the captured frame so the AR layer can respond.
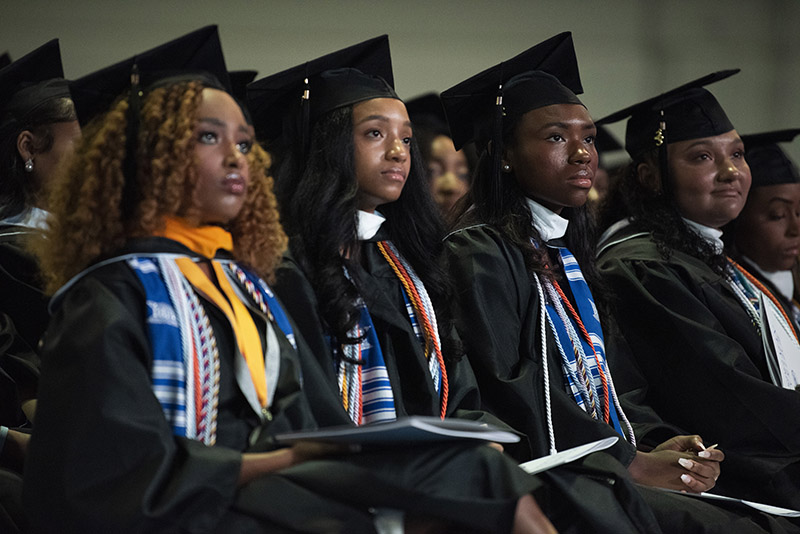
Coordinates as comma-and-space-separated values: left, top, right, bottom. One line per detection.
628, 435, 723, 492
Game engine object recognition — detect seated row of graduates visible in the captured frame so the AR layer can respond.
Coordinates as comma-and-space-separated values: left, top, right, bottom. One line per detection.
2, 26, 800, 533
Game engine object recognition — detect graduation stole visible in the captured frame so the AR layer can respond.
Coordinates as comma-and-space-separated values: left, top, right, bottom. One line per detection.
538, 244, 631, 439
376, 240, 449, 419
726, 258, 799, 343
335, 299, 397, 426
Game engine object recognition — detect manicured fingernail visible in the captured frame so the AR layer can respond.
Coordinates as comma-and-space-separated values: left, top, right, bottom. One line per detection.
681, 474, 693, 484
698, 451, 711, 458
678, 458, 693, 469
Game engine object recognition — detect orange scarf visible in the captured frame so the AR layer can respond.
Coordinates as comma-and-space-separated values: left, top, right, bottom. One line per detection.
156, 217, 268, 407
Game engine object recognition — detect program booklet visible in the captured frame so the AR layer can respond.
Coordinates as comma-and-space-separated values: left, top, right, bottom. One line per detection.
274, 416, 520, 447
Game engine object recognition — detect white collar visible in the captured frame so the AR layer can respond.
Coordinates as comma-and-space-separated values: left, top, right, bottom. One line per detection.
0, 207, 49, 231
683, 218, 724, 254
526, 198, 569, 242
357, 210, 386, 241
742, 255, 795, 302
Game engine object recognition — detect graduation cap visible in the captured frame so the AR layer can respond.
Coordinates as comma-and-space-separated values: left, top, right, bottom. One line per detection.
229, 70, 257, 104
68, 25, 231, 220
246, 35, 397, 147
596, 70, 739, 159
405, 92, 450, 137
440, 31, 583, 153
0, 40, 70, 132
69, 25, 231, 126
742, 129, 800, 188
0, 52, 11, 70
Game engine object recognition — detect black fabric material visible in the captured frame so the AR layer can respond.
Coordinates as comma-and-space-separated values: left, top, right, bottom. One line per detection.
69, 25, 231, 126
595, 70, 739, 158
246, 35, 396, 143
597, 224, 800, 509
272, 234, 517, 435
0, 40, 68, 131
443, 224, 637, 464
742, 129, 800, 188
0, 225, 49, 356
440, 31, 582, 151
24, 237, 540, 533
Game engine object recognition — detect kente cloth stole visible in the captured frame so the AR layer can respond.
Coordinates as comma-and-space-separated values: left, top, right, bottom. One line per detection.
376, 240, 449, 418
539, 244, 630, 439
129, 256, 294, 444
334, 284, 397, 426
726, 258, 799, 342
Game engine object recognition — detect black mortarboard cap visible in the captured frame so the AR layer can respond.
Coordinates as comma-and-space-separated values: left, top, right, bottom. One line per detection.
742, 129, 800, 188
406, 92, 450, 136
0, 52, 11, 70
440, 32, 583, 151
228, 70, 257, 104
0, 40, 70, 131
247, 35, 397, 144
69, 25, 231, 126
597, 70, 739, 159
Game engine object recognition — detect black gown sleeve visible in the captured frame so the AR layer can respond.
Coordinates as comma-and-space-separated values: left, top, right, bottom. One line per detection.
24, 264, 242, 533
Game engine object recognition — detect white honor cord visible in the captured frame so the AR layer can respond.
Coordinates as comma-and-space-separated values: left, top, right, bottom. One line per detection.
534, 274, 557, 455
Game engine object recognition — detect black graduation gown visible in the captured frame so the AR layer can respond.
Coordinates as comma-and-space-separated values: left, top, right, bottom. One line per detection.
597, 225, 800, 509
0, 224, 48, 355
443, 224, 636, 464
23, 238, 543, 534
273, 228, 504, 427
445, 224, 800, 534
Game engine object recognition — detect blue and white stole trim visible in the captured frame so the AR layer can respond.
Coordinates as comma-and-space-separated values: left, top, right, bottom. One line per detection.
128, 255, 295, 443
335, 300, 397, 426
541, 245, 629, 439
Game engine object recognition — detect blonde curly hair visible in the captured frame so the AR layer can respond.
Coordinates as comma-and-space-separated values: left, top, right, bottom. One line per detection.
34, 80, 287, 294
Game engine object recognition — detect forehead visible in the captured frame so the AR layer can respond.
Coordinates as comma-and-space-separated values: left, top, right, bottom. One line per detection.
197, 87, 246, 125
668, 129, 741, 151
747, 182, 800, 204
517, 103, 593, 129
352, 97, 409, 121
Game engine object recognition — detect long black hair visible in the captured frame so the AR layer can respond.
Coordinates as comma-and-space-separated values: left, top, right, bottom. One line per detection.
276, 103, 459, 357
0, 97, 76, 220
450, 112, 603, 292
598, 149, 729, 275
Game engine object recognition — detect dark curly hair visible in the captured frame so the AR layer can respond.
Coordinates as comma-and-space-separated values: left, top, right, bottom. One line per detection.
275, 103, 461, 359
34, 80, 286, 294
598, 148, 729, 275
0, 96, 77, 219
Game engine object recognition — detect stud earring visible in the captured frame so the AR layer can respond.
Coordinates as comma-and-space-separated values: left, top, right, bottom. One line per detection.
502, 163, 511, 173
24, 158, 34, 173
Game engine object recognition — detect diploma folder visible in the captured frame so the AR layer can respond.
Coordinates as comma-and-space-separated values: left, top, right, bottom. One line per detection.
274, 416, 520, 446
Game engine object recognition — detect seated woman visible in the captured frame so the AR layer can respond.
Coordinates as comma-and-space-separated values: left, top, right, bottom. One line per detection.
441, 35, 800, 534
725, 129, 800, 327
248, 37, 505, 430
596, 72, 800, 509
23, 27, 551, 534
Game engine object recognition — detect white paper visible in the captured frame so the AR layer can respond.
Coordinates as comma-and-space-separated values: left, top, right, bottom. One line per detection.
760, 292, 800, 390
518, 436, 619, 475
656, 488, 800, 518
274, 416, 521, 446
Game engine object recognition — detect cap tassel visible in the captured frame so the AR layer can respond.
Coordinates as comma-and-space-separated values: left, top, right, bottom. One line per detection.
491, 83, 505, 183
655, 110, 670, 195
300, 76, 311, 155
122, 63, 142, 222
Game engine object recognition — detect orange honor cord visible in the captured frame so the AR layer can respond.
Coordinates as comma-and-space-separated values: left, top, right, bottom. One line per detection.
376, 241, 449, 419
